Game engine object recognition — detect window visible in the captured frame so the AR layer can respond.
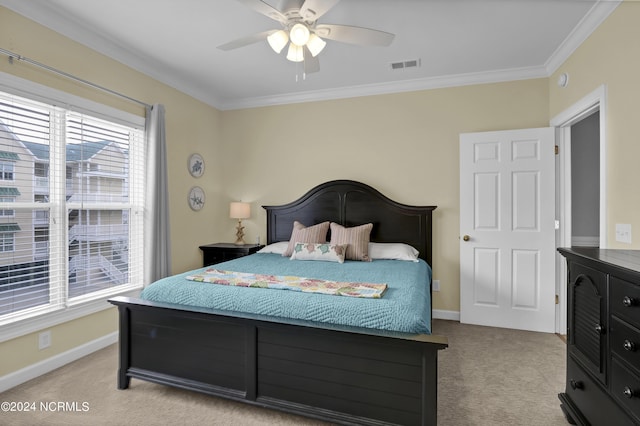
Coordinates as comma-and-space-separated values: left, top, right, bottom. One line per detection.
0, 161, 15, 180
0, 87, 145, 325
0, 226, 17, 252
0, 195, 15, 217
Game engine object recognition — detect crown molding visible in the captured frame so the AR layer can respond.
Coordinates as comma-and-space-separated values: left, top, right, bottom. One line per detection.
217, 66, 549, 110
0, 0, 621, 111
545, 0, 621, 75
0, 0, 227, 108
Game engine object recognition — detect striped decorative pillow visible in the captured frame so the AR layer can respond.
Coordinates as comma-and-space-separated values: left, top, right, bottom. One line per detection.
283, 221, 330, 257
329, 222, 373, 261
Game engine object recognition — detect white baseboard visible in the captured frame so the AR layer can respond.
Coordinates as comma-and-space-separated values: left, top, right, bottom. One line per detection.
572, 236, 599, 247
0, 331, 118, 393
433, 309, 460, 321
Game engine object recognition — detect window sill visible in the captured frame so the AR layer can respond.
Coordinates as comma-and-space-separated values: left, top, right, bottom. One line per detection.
0, 287, 141, 343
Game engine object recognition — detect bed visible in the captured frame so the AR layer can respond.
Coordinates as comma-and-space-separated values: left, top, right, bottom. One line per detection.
109, 179, 448, 426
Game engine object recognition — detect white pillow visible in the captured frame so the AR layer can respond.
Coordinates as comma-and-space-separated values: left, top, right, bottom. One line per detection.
368, 242, 420, 262
257, 241, 288, 255
290, 242, 346, 263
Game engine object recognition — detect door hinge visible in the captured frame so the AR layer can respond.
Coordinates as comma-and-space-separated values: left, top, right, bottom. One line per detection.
556, 294, 559, 304
555, 145, 559, 155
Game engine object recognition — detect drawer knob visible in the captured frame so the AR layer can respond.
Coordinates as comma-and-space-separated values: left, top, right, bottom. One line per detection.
570, 379, 584, 390
623, 296, 635, 307
623, 386, 635, 399
624, 339, 636, 352
594, 324, 604, 334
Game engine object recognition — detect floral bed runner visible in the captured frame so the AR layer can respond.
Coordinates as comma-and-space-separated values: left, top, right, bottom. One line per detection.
185, 268, 387, 299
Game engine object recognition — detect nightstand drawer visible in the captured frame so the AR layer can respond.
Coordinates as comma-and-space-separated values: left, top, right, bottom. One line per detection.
611, 317, 640, 371
611, 358, 640, 424
611, 276, 640, 329
199, 243, 263, 267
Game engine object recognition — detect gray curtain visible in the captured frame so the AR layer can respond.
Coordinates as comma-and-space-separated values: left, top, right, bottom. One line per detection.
144, 104, 171, 284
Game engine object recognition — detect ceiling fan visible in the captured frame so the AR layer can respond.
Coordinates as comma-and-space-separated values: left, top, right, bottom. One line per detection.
218, 0, 395, 74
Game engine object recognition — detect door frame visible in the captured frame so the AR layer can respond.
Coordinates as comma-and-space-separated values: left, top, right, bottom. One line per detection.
550, 84, 607, 334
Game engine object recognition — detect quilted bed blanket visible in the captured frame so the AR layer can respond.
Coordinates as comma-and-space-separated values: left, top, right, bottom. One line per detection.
141, 253, 432, 334
185, 268, 388, 298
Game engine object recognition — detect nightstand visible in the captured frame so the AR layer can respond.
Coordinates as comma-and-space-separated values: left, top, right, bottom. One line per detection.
199, 243, 263, 267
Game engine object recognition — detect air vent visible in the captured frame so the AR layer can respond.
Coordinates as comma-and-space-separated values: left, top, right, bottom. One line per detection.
390, 59, 421, 70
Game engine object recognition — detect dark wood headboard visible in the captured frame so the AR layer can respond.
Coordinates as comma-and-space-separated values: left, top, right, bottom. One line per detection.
262, 180, 436, 265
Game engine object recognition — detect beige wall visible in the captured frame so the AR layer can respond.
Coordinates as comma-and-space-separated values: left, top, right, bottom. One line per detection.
220, 80, 550, 312
549, 1, 640, 249
0, 7, 223, 376
1, 309, 116, 375
1, 1, 638, 379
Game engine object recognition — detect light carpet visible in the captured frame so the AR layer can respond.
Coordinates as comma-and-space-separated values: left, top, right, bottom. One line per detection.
0, 319, 568, 425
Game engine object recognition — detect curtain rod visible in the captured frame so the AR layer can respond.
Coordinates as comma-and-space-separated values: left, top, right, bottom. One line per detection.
0, 47, 151, 109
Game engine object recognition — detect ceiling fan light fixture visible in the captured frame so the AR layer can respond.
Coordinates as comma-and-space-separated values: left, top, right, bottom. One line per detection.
289, 23, 310, 46
286, 43, 304, 62
267, 30, 289, 53
306, 33, 326, 57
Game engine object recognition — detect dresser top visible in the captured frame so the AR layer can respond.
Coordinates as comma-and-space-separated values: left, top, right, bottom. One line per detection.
558, 247, 640, 275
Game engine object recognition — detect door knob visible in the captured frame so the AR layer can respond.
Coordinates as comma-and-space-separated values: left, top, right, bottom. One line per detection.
462, 235, 470, 241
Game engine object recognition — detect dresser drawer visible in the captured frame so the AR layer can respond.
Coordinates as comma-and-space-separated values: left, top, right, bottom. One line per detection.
611, 358, 640, 424
611, 317, 640, 371
611, 276, 640, 328
565, 356, 634, 426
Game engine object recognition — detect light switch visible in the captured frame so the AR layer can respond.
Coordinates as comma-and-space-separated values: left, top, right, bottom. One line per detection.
615, 224, 632, 244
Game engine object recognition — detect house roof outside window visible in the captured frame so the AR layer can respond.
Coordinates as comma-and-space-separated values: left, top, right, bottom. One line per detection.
0, 151, 19, 160
0, 187, 20, 196
21, 140, 113, 162
0, 223, 21, 232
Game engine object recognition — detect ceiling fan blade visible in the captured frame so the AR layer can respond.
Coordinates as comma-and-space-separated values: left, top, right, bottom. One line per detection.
217, 30, 273, 51
315, 24, 395, 47
299, 0, 340, 22
236, 0, 287, 23
303, 47, 320, 74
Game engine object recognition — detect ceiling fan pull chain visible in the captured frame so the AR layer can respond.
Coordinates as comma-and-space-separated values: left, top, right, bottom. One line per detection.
294, 61, 305, 83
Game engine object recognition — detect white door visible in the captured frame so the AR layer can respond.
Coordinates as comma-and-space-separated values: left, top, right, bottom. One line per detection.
460, 128, 556, 333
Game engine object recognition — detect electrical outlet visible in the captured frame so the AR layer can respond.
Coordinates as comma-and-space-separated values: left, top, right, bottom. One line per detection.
38, 330, 51, 350
432, 280, 440, 292
616, 224, 632, 244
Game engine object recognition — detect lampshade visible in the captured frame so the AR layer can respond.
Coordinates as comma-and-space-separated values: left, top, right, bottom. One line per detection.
267, 30, 289, 54
229, 202, 250, 219
286, 44, 304, 62
289, 23, 310, 46
306, 33, 326, 57
267, 22, 326, 64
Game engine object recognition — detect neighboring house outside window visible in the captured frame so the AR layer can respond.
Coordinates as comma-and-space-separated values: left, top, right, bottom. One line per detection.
0, 87, 145, 327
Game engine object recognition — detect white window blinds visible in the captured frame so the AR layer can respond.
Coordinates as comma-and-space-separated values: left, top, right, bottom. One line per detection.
0, 90, 145, 324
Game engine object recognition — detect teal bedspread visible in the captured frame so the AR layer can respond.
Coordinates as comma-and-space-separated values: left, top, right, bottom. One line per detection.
140, 253, 432, 334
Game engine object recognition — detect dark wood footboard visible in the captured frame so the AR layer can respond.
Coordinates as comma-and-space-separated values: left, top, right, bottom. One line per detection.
110, 296, 448, 426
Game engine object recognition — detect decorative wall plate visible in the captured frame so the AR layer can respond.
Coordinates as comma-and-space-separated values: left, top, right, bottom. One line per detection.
188, 186, 205, 211
188, 153, 205, 178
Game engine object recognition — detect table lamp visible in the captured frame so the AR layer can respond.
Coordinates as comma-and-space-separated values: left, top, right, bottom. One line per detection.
230, 202, 250, 245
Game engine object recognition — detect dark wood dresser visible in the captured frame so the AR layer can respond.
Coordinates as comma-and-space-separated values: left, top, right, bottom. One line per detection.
558, 248, 640, 425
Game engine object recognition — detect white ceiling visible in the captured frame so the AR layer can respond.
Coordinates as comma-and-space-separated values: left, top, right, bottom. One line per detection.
0, 0, 620, 110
